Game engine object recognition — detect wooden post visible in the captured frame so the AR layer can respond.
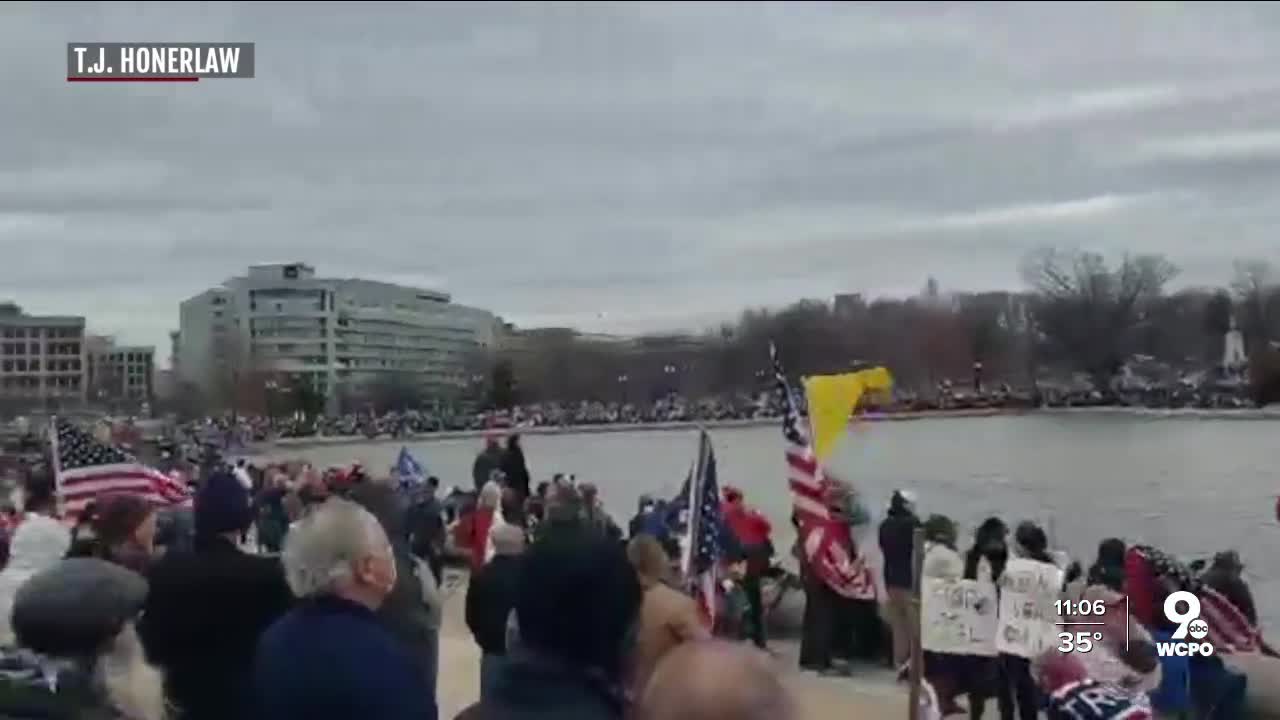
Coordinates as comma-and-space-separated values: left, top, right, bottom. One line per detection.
908, 527, 926, 720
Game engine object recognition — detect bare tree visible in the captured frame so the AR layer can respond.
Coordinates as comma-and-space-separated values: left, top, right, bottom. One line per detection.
1021, 248, 1179, 386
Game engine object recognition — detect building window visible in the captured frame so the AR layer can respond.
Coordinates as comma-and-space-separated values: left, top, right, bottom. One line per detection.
29, 359, 38, 372
11, 344, 23, 356
28, 343, 38, 354
1, 360, 10, 372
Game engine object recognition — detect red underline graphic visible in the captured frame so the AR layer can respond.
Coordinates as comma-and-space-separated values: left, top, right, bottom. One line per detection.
67, 76, 200, 83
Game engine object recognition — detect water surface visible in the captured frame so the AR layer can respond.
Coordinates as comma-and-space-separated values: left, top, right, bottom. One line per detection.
264, 415, 1280, 626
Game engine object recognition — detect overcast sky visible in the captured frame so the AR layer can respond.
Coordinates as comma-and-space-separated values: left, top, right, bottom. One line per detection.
4, 2, 1280, 359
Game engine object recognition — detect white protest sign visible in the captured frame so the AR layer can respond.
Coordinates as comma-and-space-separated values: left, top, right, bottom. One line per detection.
922, 577, 999, 656
996, 557, 1064, 658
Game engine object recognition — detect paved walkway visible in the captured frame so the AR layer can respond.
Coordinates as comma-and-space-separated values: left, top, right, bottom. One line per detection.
435, 572, 909, 719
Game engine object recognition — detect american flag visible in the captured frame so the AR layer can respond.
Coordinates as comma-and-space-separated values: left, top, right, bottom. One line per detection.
1132, 545, 1263, 654
681, 429, 723, 624
770, 343, 876, 600
50, 418, 192, 519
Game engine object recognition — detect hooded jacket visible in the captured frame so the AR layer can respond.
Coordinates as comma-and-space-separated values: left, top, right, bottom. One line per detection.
0, 514, 71, 645
878, 499, 919, 590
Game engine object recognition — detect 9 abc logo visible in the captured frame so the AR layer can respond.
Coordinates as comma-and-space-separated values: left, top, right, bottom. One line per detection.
1165, 590, 1214, 657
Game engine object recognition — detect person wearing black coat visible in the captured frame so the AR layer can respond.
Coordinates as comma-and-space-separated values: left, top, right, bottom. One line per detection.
465, 525, 524, 699
138, 471, 294, 720
408, 477, 447, 584
499, 434, 531, 500
877, 489, 919, 672
455, 528, 642, 720
472, 437, 505, 493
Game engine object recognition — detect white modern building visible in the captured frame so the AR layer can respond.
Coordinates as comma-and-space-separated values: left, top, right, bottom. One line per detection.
177, 263, 499, 410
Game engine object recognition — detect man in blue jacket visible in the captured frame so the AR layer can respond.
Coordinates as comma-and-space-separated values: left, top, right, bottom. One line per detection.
253, 497, 438, 720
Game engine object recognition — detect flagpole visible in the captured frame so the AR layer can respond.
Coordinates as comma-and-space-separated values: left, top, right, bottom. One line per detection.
681, 428, 709, 587
908, 527, 925, 720
47, 416, 64, 518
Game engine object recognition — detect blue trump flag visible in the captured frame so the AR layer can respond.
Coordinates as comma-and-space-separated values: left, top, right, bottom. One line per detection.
394, 446, 427, 491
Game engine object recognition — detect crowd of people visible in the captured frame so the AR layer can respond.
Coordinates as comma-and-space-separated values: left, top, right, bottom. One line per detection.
867, 490, 1271, 719
164, 393, 780, 446
0, 424, 1273, 720
0, 432, 808, 720
160, 384, 1046, 449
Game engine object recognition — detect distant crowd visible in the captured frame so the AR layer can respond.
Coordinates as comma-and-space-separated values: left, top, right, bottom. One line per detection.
166, 386, 1050, 448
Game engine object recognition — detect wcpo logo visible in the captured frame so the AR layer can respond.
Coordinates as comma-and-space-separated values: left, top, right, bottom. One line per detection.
1156, 590, 1215, 657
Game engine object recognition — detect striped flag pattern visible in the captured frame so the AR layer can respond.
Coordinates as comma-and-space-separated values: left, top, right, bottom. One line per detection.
50, 417, 192, 519
770, 343, 876, 600
683, 430, 723, 625
1133, 545, 1263, 654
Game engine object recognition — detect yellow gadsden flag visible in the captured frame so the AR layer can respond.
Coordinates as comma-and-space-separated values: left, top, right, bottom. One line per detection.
802, 367, 894, 461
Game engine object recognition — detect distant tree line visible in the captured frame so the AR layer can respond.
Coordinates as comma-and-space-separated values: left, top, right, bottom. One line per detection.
467, 251, 1280, 409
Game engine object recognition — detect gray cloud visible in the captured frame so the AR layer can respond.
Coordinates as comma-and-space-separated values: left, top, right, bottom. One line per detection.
4, 2, 1280, 361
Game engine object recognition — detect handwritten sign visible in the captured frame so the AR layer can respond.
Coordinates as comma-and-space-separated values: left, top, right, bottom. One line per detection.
996, 558, 1064, 658
921, 578, 999, 656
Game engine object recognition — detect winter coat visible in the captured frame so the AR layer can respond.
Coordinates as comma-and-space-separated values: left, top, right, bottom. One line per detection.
470, 508, 496, 571
878, 509, 919, 590
138, 535, 293, 720
253, 596, 438, 720
454, 650, 623, 720
0, 515, 71, 645
500, 446, 531, 500
472, 447, 505, 492
466, 555, 522, 655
